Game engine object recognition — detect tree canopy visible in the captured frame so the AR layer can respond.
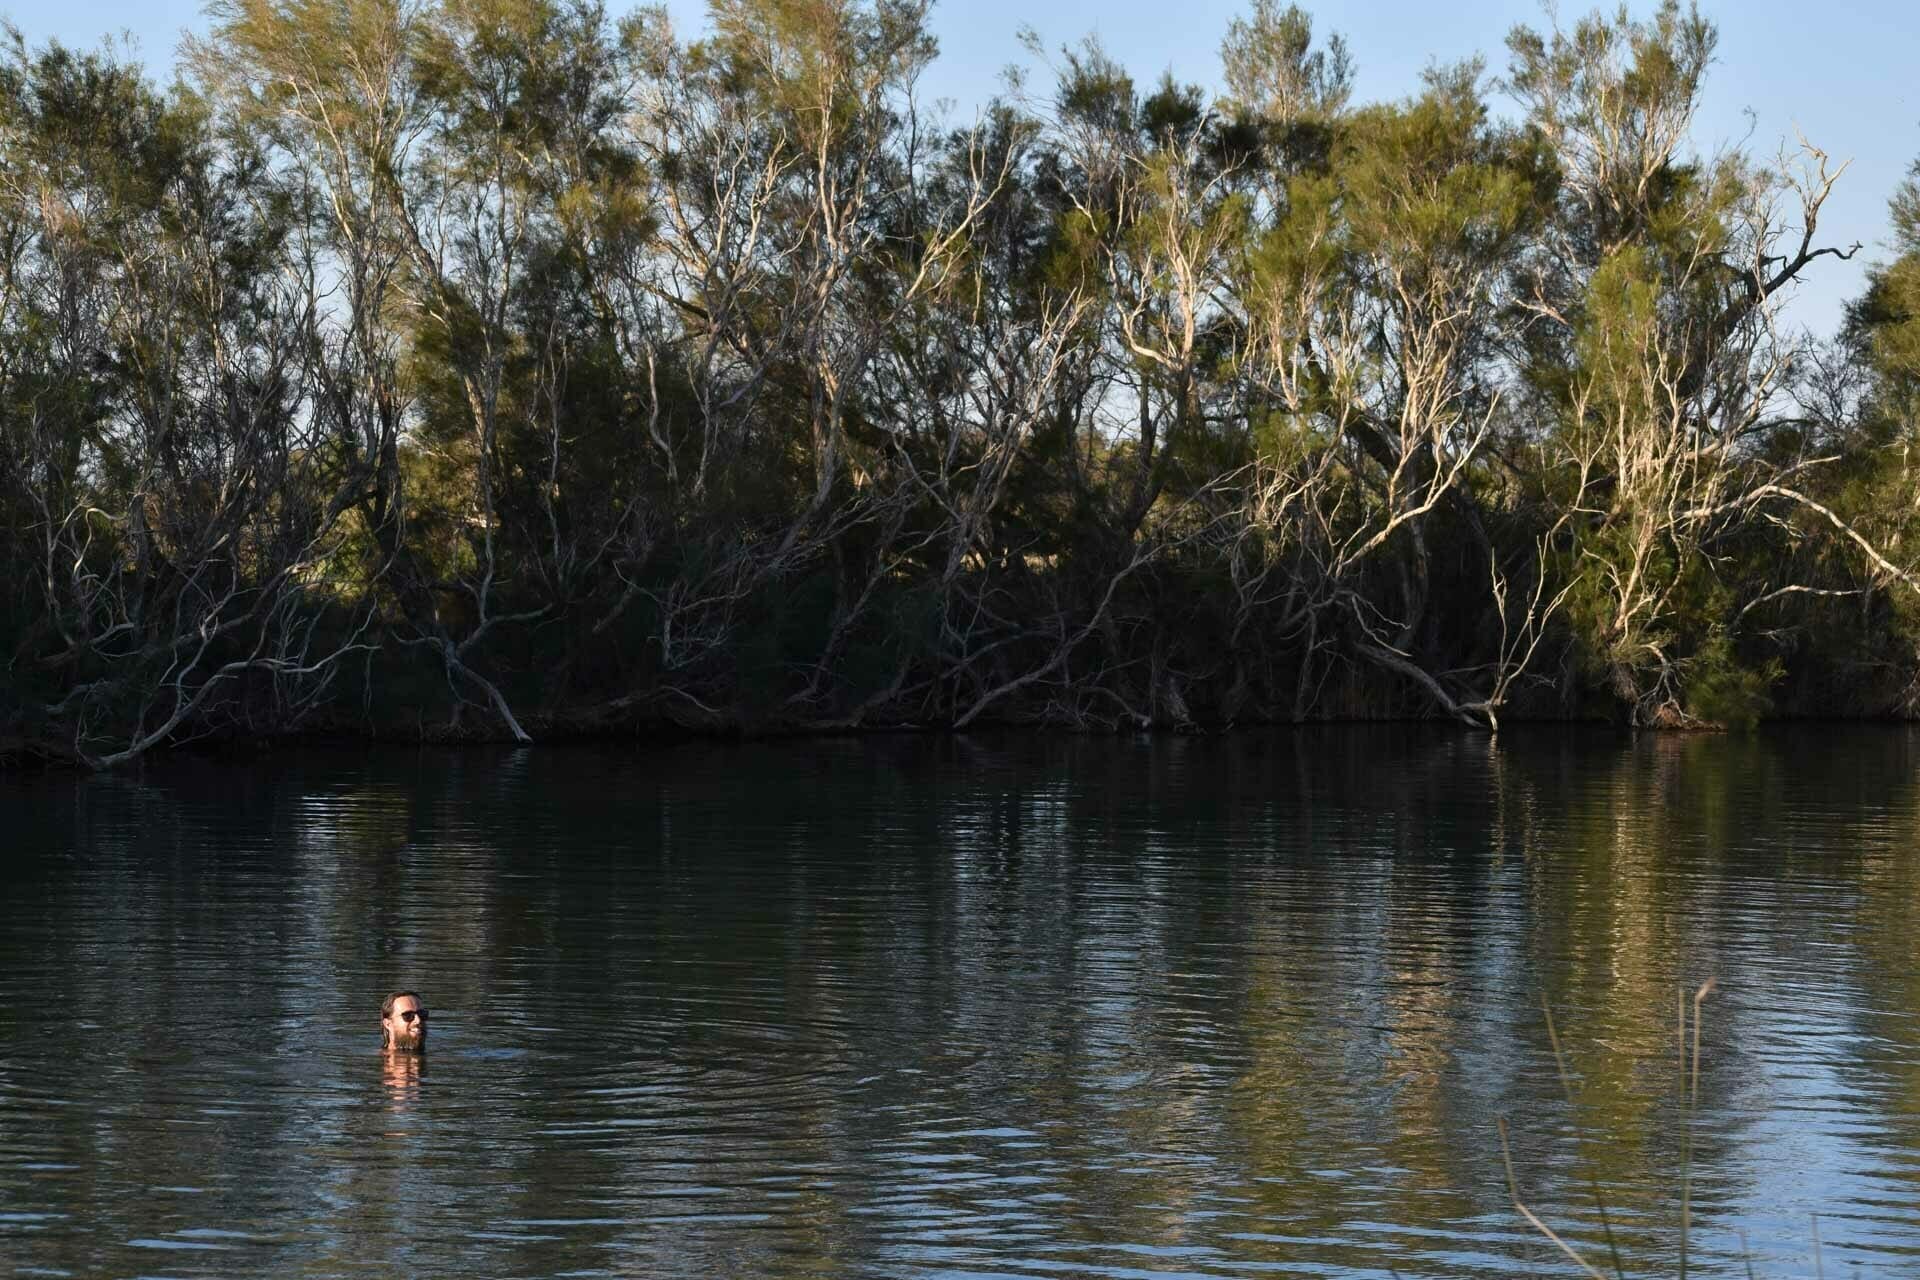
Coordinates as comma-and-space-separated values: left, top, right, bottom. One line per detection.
2, 0, 1916, 765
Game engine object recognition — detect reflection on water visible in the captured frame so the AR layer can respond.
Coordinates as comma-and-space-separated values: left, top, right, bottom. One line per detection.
381, 1050, 424, 1109
3, 729, 1920, 1276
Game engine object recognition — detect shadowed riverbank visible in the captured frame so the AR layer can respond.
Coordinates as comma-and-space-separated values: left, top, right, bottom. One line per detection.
9, 2, 1920, 768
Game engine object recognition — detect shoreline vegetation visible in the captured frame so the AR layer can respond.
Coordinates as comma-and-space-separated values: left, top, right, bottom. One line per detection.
6, 0, 1920, 769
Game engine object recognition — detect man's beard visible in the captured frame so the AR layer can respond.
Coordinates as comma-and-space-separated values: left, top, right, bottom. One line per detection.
387, 1031, 426, 1053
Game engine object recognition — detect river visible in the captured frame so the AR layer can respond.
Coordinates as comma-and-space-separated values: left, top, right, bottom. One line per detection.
4, 728, 1920, 1276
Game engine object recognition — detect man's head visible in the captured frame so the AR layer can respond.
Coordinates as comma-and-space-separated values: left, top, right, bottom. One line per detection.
380, 991, 427, 1051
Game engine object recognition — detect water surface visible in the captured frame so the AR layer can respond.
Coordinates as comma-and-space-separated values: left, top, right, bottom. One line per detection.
5, 729, 1920, 1277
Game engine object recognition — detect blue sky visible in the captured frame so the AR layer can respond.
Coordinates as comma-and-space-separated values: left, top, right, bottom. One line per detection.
9, 0, 1914, 335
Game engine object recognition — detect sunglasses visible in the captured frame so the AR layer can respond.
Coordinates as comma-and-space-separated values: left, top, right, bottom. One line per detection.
395, 1009, 427, 1024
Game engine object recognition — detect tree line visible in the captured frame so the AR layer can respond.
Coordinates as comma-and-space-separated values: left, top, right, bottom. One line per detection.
3, 0, 1919, 766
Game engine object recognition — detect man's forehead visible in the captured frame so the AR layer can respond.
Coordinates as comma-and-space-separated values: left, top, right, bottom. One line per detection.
391, 996, 421, 1011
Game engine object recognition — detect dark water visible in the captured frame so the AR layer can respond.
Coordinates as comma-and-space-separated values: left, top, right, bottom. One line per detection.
5, 729, 1920, 1278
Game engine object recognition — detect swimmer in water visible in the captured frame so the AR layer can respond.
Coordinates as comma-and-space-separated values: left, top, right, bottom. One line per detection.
380, 990, 428, 1053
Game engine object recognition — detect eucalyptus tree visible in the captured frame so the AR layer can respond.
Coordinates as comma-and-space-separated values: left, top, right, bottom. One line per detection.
1024, 44, 1251, 538
0, 34, 367, 763
399, 0, 636, 734
197, 0, 639, 739
1504, 0, 1905, 725
1866, 162, 1920, 401
1235, 64, 1559, 727
192, 0, 441, 711
1788, 157, 1920, 713
13, 0, 1920, 762
603, 0, 1014, 725
821, 106, 1099, 727
1842, 160, 1920, 480
944, 43, 1253, 728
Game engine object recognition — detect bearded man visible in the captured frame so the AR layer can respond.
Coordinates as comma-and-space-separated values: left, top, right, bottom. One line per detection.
380, 991, 428, 1052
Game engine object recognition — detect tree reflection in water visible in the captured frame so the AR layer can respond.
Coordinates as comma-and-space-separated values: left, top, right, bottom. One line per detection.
5, 731, 1920, 1276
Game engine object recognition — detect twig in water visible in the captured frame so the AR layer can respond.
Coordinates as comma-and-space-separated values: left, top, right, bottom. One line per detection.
1691, 978, 1718, 1105
1678, 987, 1686, 1085
1544, 1000, 1627, 1277
1498, 1116, 1610, 1280
1680, 978, 1719, 1280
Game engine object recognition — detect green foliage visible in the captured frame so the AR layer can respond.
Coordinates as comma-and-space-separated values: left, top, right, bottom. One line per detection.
1856, 163, 1920, 414
5, 0, 1920, 763
1219, 1, 1352, 124
1683, 630, 1780, 730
